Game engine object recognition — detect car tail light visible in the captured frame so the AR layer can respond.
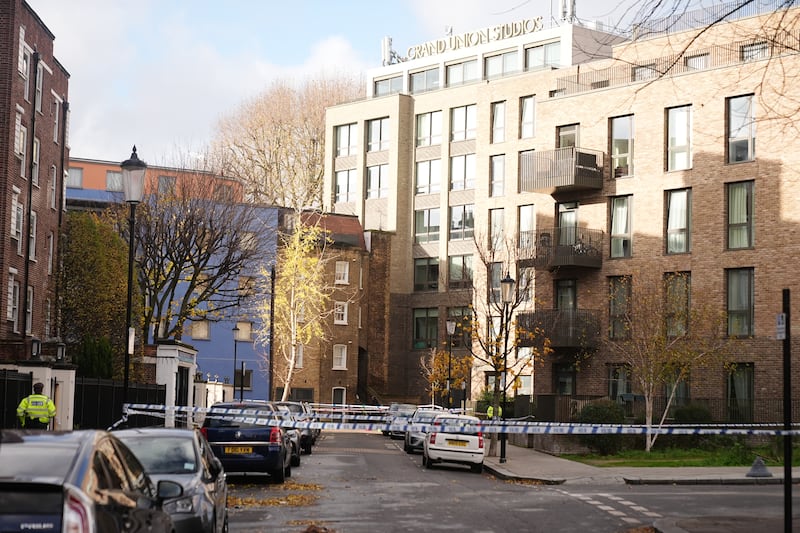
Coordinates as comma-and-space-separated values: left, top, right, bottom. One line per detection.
269, 427, 282, 443
63, 486, 95, 533
478, 432, 484, 449
428, 433, 437, 445
199, 427, 208, 439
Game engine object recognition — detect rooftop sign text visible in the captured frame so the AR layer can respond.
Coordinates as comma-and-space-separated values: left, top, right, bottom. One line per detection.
407, 17, 544, 60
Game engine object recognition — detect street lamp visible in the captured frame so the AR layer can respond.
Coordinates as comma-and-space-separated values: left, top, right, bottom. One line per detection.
232, 324, 239, 401
499, 273, 515, 464
30, 337, 41, 360
120, 146, 146, 410
446, 318, 456, 409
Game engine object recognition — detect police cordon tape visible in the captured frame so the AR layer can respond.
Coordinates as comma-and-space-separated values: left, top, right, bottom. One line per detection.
120, 403, 800, 436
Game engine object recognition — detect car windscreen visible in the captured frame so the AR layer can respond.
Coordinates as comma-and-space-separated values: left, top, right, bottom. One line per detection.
116, 436, 198, 474
435, 418, 481, 436
0, 443, 79, 479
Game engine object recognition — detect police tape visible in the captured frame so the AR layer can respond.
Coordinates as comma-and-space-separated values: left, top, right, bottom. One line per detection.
120, 403, 800, 436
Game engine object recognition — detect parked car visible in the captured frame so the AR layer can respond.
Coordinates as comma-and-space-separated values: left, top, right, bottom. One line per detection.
384, 403, 417, 439
403, 407, 444, 453
271, 407, 302, 467
114, 427, 229, 533
200, 401, 292, 483
272, 400, 319, 453
0, 429, 182, 532
422, 414, 485, 473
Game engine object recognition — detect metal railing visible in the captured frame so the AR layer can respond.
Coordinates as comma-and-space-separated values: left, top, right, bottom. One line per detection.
519, 147, 604, 193
517, 308, 601, 348
519, 227, 604, 270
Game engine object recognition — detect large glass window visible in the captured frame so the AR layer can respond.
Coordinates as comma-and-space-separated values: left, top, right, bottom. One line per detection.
450, 153, 475, 190
367, 117, 390, 152
611, 115, 634, 177
366, 164, 389, 199
665, 272, 690, 338
413, 308, 438, 349
518, 205, 534, 250
410, 67, 439, 93
489, 208, 504, 251
416, 111, 442, 146
450, 104, 477, 141
484, 50, 517, 78
727, 363, 754, 422
491, 101, 505, 143
666, 188, 691, 254
608, 364, 631, 402
336, 123, 358, 157
414, 258, 439, 291
374, 75, 402, 96
449, 204, 474, 241
557, 124, 578, 148
335, 169, 357, 203
525, 41, 560, 70
415, 159, 441, 195
447, 306, 471, 347
727, 268, 754, 337
490, 155, 504, 197
727, 181, 754, 249
727, 94, 755, 163
448, 255, 473, 290
446, 59, 478, 86
667, 105, 692, 171
520, 96, 535, 139
415, 208, 440, 243
554, 363, 575, 395
66, 167, 83, 188
610, 196, 631, 258
609, 276, 630, 339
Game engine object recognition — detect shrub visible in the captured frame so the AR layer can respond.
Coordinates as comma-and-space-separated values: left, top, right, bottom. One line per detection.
576, 400, 626, 455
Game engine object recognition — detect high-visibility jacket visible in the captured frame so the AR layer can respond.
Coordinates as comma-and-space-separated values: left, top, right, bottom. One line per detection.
487, 405, 502, 419
17, 393, 56, 426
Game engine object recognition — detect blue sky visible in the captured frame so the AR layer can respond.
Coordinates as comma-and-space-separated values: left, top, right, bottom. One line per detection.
27, 0, 663, 163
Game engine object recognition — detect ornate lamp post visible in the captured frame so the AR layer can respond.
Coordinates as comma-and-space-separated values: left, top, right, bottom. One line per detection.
499, 274, 515, 464
446, 318, 456, 409
120, 147, 146, 410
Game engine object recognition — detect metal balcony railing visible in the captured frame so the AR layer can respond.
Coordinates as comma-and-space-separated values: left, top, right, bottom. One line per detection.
519, 227, 603, 270
519, 147, 604, 194
517, 309, 601, 349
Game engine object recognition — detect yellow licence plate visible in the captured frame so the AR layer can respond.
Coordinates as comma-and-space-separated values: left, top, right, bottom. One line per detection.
446, 439, 467, 447
224, 446, 252, 454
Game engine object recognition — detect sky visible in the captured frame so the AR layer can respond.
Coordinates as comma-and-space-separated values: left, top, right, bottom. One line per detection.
26, 0, 659, 165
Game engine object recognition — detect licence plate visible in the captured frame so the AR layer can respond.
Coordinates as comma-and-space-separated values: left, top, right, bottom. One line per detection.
224, 446, 252, 454
446, 439, 467, 447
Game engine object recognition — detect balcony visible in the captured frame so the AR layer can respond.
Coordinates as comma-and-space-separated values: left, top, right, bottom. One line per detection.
519, 227, 603, 270
519, 147, 604, 194
517, 309, 601, 349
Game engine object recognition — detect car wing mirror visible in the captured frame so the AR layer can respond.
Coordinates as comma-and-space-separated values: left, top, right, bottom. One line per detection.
156, 479, 183, 501
209, 457, 223, 478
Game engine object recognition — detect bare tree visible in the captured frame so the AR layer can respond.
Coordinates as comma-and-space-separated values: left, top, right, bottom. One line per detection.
212, 75, 364, 210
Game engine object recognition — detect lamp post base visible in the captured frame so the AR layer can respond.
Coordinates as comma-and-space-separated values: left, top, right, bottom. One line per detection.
500, 432, 507, 463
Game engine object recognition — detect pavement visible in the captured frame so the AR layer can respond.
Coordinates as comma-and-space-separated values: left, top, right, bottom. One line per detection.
482, 442, 800, 533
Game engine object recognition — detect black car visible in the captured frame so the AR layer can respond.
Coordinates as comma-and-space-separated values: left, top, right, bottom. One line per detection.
272, 401, 319, 454
0, 429, 182, 532
200, 401, 292, 483
114, 428, 229, 533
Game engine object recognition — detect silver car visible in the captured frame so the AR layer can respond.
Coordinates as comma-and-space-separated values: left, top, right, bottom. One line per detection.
403, 408, 444, 453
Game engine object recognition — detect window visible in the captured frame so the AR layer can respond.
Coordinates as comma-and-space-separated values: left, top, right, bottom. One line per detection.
488, 262, 503, 304
611, 115, 634, 177
335, 169, 357, 203
484, 50, 517, 78
25, 286, 32, 335
17, 122, 27, 177
685, 53, 709, 70
448, 254, 473, 290
554, 363, 575, 395
415, 159, 440, 195
558, 124, 578, 148
31, 138, 40, 186
741, 42, 768, 62
609, 276, 630, 339
517, 266, 534, 303
489, 208, 504, 250
410, 67, 439, 93
727, 95, 755, 163
235, 321, 253, 341
335, 261, 350, 284
518, 204, 534, 250
525, 41, 560, 70
35, 63, 43, 113
334, 301, 348, 325
44, 299, 51, 339
416, 111, 442, 146
608, 364, 631, 403
666, 188, 691, 254
20, 48, 31, 101
294, 345, 304, 368
519, 96, 535, 138
239, 231, 257, 252
489, 155, 505, 197
446, 59, 478, 86
727, 268, 754, 337
10, 189, 22, 243
610, 196, 631, 258
414, 258, 439, 291
556, 279, 577, 311
332, 344, 347, 369
667, 105, 692, 171
52, 97, 61, 142
558, 202, 577, 246
450, 104, 476, 141
491, 101, 505, 143
158, 175, 176, 196
47, 232, 54, 275
335, 123, 358, 157
374, 75, 402, 96
367, 117, 390, 152
214, 184, 233, 203
106, 171, 123, 192
366, 164, 389, 199
633, 63, 658, 81
449, 204, 474, 241
665, 272, 690, 338
67, 167, 83, 188
447, 306, 471, 347
449, 153, 475, 190
413, 308, 438, 349
49, 166, 57, 209
727, 181, 754, 249
192, 320, 210, 340
332, 387, 346, 404
28, 211, 37, 260
7, 275, 19, 333
414, 208, 440, 243
727, 363, 753, 422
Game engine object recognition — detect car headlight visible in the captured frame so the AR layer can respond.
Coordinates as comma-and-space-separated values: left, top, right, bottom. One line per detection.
164, 496, 194, 514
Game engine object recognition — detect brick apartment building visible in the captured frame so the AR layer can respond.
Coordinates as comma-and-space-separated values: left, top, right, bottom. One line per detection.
323, 2, 800, 419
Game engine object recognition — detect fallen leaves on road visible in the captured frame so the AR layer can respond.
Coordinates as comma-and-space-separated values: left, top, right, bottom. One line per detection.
228, 480, 324, 508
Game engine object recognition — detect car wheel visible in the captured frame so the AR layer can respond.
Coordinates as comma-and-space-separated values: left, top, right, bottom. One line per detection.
221, 510, 229, 533
302, 441, 312, 454
471, 462, 483, 474
271, 464, 286, 483
404, 441, 412, 453
291, 444, 301, 467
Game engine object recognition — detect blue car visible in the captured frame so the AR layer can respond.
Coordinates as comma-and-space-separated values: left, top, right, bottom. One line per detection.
0, 429, 182, 532
200, 402, 292, 483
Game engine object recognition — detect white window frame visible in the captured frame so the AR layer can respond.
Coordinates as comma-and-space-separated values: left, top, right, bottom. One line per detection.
335, 169, 357, 203
491, 101, 505, 143
332, 344, 347, 370
335, 261, 350, 284
334, 301, 348, 325
336, 123, 358, 157
416, 111, 442, 147
49, 166, 57, 209
667, 105, 692, 171
450, 104, 476, 141
25, 286, 33, 335
47, 232, 54, 274
52, 95, 61, 142
367, 117, 390, 152
520, 96, 535, 139
7, 273, 19, 333
449, 153, 475, 191
32, 137, 40, 186
490, 154, 504, 197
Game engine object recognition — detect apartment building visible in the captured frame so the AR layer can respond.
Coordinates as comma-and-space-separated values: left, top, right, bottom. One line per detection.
323, 3, 800, 416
